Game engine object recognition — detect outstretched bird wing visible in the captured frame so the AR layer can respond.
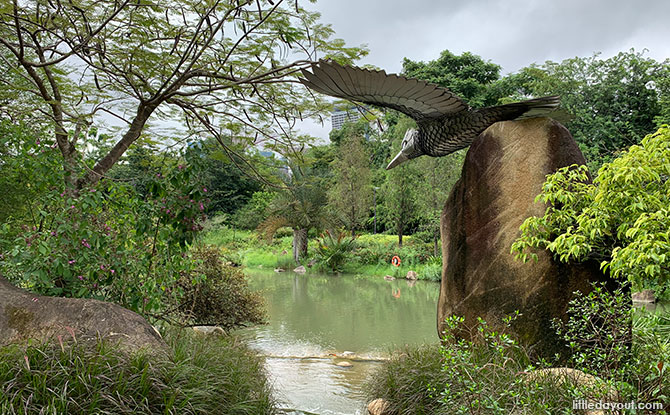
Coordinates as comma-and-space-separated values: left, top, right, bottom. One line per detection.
300, 60, 469, 121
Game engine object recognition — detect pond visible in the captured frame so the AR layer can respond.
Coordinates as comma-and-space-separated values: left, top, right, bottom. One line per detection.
238, 269, 440, 415
238, 269, 669, 415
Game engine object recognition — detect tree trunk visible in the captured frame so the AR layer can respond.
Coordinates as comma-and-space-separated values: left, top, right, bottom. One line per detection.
76, 103, 157, 189
397, 225, 403, 247
292, 228, 308, 263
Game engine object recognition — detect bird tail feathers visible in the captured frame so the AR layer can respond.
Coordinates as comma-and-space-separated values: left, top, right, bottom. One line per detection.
510, 96, 561, 119
508, 95, 574, 122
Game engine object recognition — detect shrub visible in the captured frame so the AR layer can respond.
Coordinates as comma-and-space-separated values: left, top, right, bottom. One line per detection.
352, 236, 432, 268
232, 191, 274, 230
556, 282, 669, 409
367, 314, 583, 414
513, 125, 670, 297
0, 329, 275, 414
314, 230, 357, 272
177, 246, 265, 331
0, 130, 209, 317
420, 263, 442, 282
554, 282, 633, 380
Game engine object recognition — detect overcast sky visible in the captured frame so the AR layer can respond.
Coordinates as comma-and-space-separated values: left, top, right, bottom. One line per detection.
299, 0, 670, 139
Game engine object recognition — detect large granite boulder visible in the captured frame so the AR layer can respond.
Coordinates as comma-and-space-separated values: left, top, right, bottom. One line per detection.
437, 118, 616, 358
1, 275, 166, 353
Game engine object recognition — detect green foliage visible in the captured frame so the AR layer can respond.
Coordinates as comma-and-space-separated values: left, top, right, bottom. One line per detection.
402, 50, 505, 108
508, 50, 670, 171
314, 230, 357, 273
512, 126, 670, 295
0, 128, 208, 315
0, 329, 275, 414
352, 235, 432, 268
258, 163, 331, 262
0, 0, 366, 188
555, 283, 633, 380
419, 264, 442, 282
328, 133, 373, 233
0, 122, 59, 226
365, 345, 449, 414
232, 191, 275, 230
414, 150, 465, 255
556, 284, 668, 408
191, 142, 265, 216
633, 312, 670, 406
367, 314, 584, 414
368, 306, 669, 414
380, 116, 423, 246
177, 246, 265, 331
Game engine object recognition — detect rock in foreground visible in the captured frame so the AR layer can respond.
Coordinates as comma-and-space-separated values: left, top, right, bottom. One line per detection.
0, 275, 166, 353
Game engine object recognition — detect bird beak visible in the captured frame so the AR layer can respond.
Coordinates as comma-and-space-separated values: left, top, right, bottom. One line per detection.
386, 150, 409, 170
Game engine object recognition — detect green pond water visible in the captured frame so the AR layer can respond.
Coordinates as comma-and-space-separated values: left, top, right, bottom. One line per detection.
238, 269, 441, 415
238, 269, 669, 415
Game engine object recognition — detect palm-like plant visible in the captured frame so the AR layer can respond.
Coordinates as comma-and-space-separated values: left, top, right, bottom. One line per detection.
257, 165, 330, 263
314, 230, 357, 273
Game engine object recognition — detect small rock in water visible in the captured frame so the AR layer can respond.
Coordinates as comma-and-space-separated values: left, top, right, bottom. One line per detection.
294, 265, 306, 273
383, 275, 395, 281
405, 270, 418, 280
336, 361, 352, 367
341, 351, 356, 357
192, 326, 224, 336
367, 398, 390, 415
274, 268, 285, 273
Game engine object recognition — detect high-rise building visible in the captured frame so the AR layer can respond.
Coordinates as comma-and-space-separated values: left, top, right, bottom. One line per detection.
331, 105, 363, 130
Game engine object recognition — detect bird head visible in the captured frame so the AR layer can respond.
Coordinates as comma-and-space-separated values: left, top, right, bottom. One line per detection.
386, 128, 421, 170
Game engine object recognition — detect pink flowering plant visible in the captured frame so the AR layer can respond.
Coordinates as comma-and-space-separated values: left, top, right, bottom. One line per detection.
0, 127, 209, 317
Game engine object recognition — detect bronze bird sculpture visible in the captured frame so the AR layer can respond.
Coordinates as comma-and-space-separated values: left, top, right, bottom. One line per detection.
299, 60, 561, 169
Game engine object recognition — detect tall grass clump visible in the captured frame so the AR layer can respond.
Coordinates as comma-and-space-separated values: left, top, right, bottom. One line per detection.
0, 329, 275, 415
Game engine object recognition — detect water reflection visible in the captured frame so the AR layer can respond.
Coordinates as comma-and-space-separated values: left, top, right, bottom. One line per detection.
239, 269, 440, 415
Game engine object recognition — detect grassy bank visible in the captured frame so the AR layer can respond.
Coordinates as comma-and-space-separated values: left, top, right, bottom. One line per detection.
0, 329, 275, 415
366, 296, 670, 414
200, 225, 442, 281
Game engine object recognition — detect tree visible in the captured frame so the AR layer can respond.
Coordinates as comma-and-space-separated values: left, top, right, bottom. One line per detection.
415, 151, 465, 255
512, 126, 670, 296
402, 50, 506, 108
328, 129, 373, 235
506, 50, 670, 172
0, 121, 58, 226
0, 0, 364, 190
380, 116, 422, 247
257, 164, 329, 263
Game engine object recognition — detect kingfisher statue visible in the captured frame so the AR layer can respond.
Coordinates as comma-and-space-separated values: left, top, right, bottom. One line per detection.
300, 60, 561, 169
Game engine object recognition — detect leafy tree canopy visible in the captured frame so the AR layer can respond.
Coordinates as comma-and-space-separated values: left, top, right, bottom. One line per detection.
506, 50, 670, 171
0, 0, 365, 189
512, 126, 670, 295
402, 50, 505, 108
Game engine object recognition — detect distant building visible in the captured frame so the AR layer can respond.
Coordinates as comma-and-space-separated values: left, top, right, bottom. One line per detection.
331, 105, 364, 131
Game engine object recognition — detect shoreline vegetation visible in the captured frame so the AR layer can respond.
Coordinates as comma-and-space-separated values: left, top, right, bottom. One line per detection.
201, 225, 443, 282
365, 291, 670, 414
